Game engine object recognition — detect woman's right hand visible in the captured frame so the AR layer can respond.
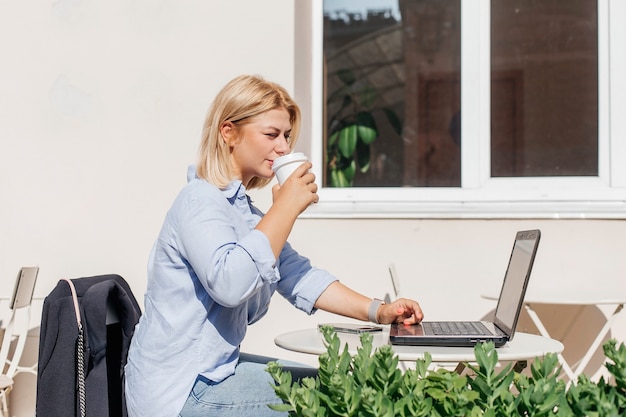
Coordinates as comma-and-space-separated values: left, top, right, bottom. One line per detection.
271, 161, 318, 215
256, 161, 317, 258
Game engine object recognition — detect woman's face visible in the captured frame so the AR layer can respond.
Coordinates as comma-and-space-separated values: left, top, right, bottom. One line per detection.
225, 108, 292, 187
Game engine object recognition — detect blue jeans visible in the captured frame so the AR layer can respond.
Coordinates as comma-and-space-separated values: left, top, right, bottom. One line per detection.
178, 353, 317, 417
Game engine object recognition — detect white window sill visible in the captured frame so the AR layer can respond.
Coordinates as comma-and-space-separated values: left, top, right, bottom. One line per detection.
303, 178, 626, 219
302, 199, 626, 219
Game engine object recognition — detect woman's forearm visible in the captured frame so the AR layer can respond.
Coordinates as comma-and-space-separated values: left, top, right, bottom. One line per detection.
314, 281, 372, 321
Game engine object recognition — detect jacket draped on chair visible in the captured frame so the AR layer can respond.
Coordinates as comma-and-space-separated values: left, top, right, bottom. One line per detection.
36, 274, 141, 417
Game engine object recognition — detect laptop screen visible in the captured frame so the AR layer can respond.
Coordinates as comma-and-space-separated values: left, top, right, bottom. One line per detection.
493, 230, 541, 338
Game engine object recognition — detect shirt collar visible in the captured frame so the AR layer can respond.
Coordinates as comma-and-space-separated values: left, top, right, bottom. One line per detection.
221, 180, 246, 202
187, 164, 247, 203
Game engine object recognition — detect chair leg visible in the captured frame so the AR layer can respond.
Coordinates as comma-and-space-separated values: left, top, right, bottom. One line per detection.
0, 382, 15, 417
0, 389, 9, 417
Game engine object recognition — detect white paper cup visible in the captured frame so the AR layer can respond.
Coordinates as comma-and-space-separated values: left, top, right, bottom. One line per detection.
272, 152, 309, 185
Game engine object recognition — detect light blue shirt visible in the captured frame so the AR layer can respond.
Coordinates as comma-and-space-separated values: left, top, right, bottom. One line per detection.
125, 168, 338, 417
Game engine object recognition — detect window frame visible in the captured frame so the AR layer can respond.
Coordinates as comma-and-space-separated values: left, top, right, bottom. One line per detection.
294, 0, 626, 219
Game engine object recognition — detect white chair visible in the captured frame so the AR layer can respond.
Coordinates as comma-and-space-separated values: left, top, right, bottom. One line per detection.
0, 267, 39, 417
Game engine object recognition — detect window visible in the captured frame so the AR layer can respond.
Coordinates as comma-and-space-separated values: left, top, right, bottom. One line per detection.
294, 0, 626, 218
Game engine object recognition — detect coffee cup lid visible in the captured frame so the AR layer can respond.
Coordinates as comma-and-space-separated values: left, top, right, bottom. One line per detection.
272, 152, 308, 171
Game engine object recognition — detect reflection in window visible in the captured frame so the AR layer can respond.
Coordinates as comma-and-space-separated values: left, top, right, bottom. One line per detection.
491, 0, 598, 177
323, 0, 600, 187
323, 0, 461, 187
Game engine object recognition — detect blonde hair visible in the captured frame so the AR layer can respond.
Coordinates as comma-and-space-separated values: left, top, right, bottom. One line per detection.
196, 74, 301, 190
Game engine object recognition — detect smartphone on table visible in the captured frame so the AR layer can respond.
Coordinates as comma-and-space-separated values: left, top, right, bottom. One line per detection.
318, 323, 383, 334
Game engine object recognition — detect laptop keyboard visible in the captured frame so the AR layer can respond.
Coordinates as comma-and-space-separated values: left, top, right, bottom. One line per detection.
423, 321, 490, 336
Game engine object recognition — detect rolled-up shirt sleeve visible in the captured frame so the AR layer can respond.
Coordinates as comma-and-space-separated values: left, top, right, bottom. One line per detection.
275, 241, 338, 314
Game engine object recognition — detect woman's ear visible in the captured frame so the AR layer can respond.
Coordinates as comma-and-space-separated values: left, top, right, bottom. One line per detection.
220, 121, 235, 145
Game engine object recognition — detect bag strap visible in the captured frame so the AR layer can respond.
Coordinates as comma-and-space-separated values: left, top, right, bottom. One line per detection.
63, 278, 86, 417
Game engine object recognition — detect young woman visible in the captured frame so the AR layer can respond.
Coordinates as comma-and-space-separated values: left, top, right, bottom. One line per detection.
124, 74, 424, 417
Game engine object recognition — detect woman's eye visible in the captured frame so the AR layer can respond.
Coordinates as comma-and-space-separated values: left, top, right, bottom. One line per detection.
265, 132, 291, 142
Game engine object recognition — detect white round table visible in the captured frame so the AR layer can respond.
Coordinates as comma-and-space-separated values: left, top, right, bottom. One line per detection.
275, 326, 564, 365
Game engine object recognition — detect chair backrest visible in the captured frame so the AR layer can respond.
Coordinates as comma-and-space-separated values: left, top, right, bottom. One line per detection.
1, 266, 39, 378
10, 267, 38, 310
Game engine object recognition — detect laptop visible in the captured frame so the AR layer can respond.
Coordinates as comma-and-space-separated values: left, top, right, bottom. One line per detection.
389, 229, 541, 348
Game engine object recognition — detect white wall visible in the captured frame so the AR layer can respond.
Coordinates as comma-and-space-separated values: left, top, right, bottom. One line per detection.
0, 0, 296, 295
1, 1, 625, 416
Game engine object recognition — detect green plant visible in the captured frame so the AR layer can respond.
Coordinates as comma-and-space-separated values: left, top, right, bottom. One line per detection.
563, 339, 626, 416
326, 69, 401, 187
267, 326, 626, 416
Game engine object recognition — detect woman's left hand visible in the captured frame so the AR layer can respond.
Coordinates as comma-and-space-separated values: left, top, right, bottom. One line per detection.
377, 298, 424, 325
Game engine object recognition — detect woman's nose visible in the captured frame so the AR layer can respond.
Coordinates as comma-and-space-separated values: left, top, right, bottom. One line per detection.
275, 135, 290, 153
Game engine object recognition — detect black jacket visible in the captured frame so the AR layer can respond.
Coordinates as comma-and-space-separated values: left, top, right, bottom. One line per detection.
36, 274, 141, 417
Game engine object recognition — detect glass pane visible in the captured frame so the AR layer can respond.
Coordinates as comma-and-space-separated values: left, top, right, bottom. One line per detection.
323, 0, 461, 187
491, 0, 598, 177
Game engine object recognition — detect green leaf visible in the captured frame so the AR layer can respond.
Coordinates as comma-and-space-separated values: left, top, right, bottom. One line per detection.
337, 68, 356, 86
342, 161, 356, 184
355, 111, 378, 145
267, 403, 294, 412
330, 168, 350, 187
357, 125, 377, 146
338, 125, 357, 159
383, 107, 403, 135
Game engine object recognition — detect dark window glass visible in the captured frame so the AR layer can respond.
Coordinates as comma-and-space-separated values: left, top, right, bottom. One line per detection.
491, 0, 598, 177
323, 0, 461, 187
